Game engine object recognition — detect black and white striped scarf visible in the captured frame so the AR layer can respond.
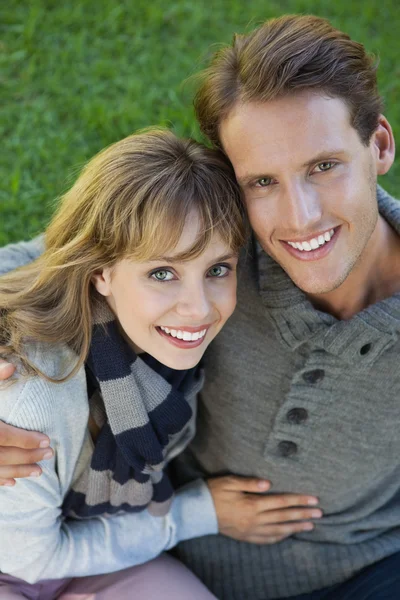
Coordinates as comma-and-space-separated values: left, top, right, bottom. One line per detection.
63, 298, 203, 519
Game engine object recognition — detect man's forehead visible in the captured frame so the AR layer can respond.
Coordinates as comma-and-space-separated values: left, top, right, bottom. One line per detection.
220, 94, 356, 174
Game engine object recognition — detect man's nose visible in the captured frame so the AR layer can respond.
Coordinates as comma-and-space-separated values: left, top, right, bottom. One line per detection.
282, 180, 322, 232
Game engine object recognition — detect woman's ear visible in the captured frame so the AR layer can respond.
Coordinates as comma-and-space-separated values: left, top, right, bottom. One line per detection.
372, 115, 395, 176
91, 268, 113, 297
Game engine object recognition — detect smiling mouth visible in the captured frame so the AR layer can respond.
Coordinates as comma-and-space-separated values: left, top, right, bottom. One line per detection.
155, 325, 210, 349
286, 228, 335, 251
282, 226, 340, 260
158, 326, 207, 341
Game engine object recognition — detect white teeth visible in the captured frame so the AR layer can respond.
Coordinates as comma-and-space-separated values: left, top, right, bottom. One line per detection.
287, 228, 335, 251
159, 326, 207, 342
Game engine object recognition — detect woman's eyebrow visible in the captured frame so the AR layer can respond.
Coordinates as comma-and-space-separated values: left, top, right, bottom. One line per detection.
147, 252, 237, 264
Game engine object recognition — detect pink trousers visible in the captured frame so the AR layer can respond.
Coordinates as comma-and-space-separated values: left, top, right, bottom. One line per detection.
0, 553, 216, 599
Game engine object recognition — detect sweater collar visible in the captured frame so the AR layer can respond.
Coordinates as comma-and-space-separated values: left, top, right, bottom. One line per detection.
256, 185, 400, 365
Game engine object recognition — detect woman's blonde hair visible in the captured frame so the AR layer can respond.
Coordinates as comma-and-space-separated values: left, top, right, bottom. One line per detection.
0, 128, 247, 381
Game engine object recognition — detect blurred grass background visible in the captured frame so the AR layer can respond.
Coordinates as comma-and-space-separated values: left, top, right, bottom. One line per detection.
1, 0, 399, 245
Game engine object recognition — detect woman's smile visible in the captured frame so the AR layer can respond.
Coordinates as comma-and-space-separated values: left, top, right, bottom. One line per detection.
156, 324, 212, 349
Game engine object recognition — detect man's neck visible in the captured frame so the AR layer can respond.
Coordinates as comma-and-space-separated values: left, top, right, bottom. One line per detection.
308, 215, 400, 320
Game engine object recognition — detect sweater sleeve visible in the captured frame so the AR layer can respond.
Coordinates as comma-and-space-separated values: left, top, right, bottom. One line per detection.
0, 235, 45, 275
0, 371, 218, 583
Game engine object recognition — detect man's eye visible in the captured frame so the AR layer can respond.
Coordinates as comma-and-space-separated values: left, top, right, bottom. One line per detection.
256, 177, 273, 187
150, 270, 174, 281
314, 161, 335, 172
207, 265, 230, 278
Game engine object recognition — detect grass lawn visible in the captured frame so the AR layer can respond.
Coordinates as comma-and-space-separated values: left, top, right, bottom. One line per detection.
1, 0, 400, 245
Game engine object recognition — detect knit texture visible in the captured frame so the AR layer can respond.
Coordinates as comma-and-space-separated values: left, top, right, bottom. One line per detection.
0, 341, 216, 584
173, 187, 400, 599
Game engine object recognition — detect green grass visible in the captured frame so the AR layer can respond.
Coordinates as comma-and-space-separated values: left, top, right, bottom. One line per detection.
1, 0, 400, 245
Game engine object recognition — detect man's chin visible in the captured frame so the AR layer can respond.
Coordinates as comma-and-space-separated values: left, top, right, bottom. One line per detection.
288, 272, 349, 296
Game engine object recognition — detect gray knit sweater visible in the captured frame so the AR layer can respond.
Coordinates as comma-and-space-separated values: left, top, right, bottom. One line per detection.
172, 186, 400, 599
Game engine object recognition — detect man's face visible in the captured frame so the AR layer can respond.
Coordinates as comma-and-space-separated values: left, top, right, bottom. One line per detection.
220, 92, 384, 295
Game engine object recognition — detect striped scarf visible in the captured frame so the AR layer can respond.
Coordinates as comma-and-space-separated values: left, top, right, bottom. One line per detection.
63, 298, 204, 519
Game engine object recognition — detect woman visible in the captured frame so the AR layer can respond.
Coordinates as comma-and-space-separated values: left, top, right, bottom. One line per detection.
0, 129, 320, 599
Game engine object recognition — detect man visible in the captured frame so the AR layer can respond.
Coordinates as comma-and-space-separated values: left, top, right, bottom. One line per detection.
1, 14, 400, 600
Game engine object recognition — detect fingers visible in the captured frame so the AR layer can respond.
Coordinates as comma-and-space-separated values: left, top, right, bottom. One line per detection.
254, 493, 319, 511
0, 464, 44, 486
0, 420, 50, 449
222, 476, 271, 493
0, 446, 53, 467
259, 507, 323, 525
245, 521, 316, 544
0, 360, 16, 381
0, 478, 16, 487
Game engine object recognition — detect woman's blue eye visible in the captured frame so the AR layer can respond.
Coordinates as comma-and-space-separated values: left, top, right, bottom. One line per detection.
151, 270, 174, 281
208, 265, 229, 277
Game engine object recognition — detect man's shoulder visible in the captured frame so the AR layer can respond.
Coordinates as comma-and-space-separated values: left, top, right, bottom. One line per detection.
0, 235, 45, 275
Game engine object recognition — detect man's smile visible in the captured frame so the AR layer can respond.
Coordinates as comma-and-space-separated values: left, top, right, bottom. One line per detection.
280, 226, 341, 261
285, 227, 335, 251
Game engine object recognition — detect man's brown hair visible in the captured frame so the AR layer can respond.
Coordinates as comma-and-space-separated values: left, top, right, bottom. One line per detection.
195, 15, 383, 147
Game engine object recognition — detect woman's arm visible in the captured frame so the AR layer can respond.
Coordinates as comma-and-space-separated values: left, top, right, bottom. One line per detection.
0, 469, 215, 584
0, 371, 218, 584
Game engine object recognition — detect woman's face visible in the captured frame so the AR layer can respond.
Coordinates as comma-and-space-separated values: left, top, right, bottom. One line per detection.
92, 216, 238, 370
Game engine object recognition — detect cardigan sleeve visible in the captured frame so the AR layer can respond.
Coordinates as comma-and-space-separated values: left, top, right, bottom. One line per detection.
0, 370, 218, 584
0, 235, 44, 275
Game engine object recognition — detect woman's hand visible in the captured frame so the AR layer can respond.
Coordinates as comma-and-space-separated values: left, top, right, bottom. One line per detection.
0, 359, 53, 486
207, 475, 322, 544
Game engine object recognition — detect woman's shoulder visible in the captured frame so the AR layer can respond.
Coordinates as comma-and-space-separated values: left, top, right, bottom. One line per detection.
0, 341, 88, 431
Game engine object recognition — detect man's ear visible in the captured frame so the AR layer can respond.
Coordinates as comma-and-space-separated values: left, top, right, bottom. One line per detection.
372, 115, 395, 176
91, 268, 113, 297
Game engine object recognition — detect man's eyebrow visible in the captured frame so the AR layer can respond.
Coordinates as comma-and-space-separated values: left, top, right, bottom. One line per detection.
237, 150, 346, 186
147, 252, 238, 264
301, 149, 346, 168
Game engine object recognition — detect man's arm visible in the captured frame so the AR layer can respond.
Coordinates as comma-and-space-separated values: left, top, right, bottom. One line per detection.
0, 235, 44, 276
0, 236, 50, 484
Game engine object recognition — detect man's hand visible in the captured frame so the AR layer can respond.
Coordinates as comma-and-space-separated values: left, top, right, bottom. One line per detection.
207, 475, 322, 544
0, 360, 16, 381
0, 359, 53, 486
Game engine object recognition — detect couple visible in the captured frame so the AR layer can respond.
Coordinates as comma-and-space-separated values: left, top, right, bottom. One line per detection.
1, 14, 400, 600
